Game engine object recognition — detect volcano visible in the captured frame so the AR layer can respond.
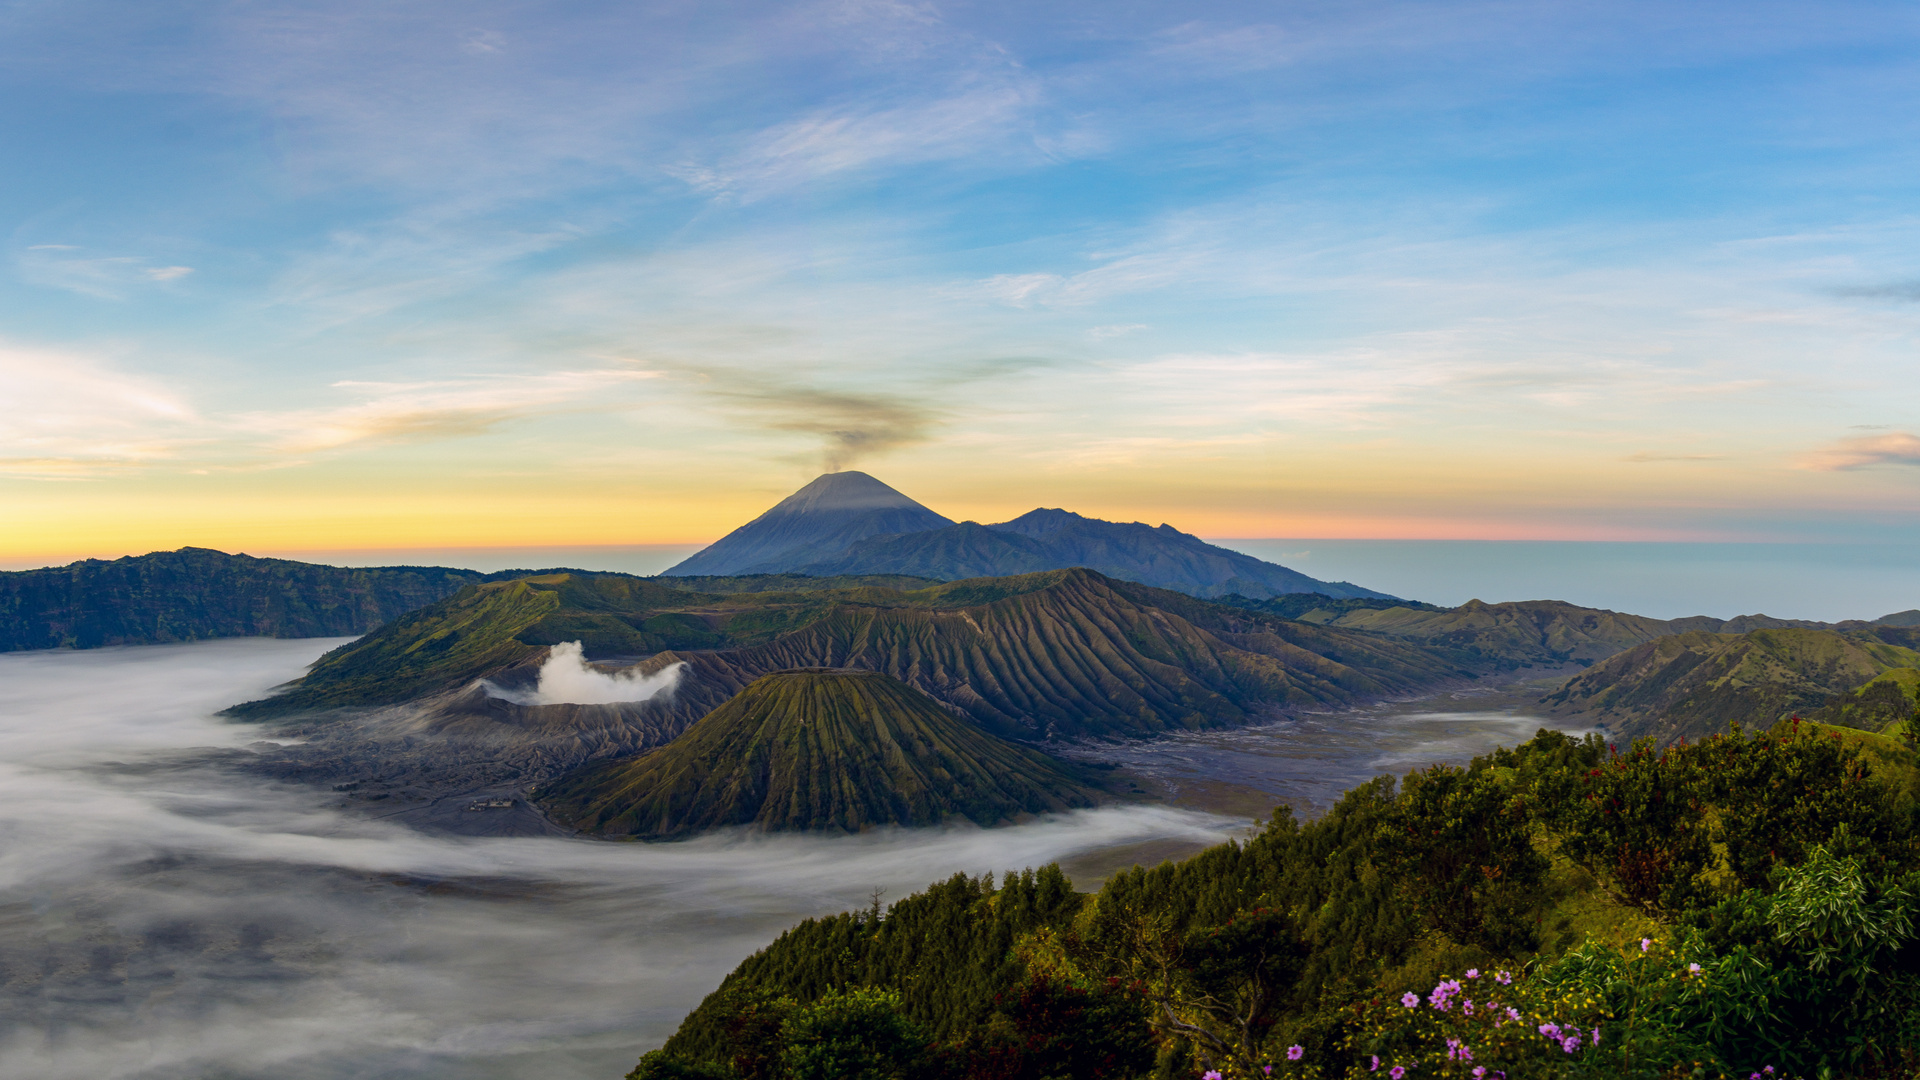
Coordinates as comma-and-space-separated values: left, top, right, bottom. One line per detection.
663, 472, 954, 577
536, 668, 1106, 837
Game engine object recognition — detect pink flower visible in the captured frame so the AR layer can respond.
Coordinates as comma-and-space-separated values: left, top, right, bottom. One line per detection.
1204, 1072, 1222, 1080
1287, 1046, 1304, 1061
1390, 1067, 1406, 1079
1494, 970, 1512, 985
1370, 1056, 1380, 1072
1640, 938, 1652, 952
1538, 1023, 1561, 1040
1688, 962, 1702, 974
1473, 1069, 1487, 1079
1401, 991, 1420, 1008
1591, 1028, 1602, 1046
1465, 968, 1480, 979
1562, 1035, 1581, 1054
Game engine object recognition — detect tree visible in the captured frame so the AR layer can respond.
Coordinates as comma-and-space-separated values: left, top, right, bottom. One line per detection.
780, 987, 929, 1080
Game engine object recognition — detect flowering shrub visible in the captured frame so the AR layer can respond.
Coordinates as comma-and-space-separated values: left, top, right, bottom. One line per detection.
1333, 966, 1606, 1078
1541, 848, 1920, 1078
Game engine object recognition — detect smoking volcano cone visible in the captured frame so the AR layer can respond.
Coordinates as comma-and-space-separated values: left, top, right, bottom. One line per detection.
663, 472, 954, 576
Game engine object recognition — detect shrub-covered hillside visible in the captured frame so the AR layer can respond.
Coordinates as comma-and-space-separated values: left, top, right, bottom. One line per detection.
634, 720, 1920, 1080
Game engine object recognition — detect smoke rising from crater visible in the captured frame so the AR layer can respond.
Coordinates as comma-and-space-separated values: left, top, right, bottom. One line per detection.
481, 641, 686, 706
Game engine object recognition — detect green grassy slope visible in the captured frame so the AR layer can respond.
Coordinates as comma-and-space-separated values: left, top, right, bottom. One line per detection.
1303, 598, 1688, 666
1808, 666, 1920, 735
0, 547, 482, 652
1542, 627, 1920, 743
538, 669, 1106, 836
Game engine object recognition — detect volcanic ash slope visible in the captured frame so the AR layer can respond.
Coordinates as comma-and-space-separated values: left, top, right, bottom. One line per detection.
537, 669, 1107, 838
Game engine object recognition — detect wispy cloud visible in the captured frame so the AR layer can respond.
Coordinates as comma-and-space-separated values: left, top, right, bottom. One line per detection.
1799, 432, 1920, 471
0, 340, 664, 478
249, 370, 662, 454
0, 343, 199, 478
675, 77, 1043, 201
268, 219, 583, 330
956, 248, 1205, 309
18, 247, 195, 299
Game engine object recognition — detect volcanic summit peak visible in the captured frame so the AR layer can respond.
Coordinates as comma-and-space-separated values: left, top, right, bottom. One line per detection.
759, 471, 935, 516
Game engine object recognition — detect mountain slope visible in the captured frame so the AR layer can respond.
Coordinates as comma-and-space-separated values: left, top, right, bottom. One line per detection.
1808, 667, 1920, 735
0, 547, 482, 652
1296, 599, 1847, 669
232, 568, 1471, 745
224, 573, 739, 715
664, 472, 954, 576
537, 669, 1105, 837
1541, 627, 1920, 743
792, 521, 1054, 579
798, 508, 1388, 601
622, 570, 1470, 742
1304, 599, 1684, 666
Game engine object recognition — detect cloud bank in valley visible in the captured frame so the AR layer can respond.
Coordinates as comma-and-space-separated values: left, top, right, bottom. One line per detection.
0, 639, 1237, 1080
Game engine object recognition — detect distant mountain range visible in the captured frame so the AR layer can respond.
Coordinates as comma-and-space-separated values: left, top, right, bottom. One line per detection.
198, 554, 1920, 836
0, 548, 485, 652
663, 471, 1389, 600
224, 566, 1475, 833
1281, 598, 1862, 668
231, 568, 1466, 742
538, 669, 1107, 837
1541, 625, 1920, 743
14, 479, 1920, 842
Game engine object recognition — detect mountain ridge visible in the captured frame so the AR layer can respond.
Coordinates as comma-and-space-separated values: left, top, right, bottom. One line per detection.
1541, 625, 1920, 743
665, 473, 1389, 600
0, 547, 485, 652
797, 508, 1389, 601
229, 568, 1472, 744
664, 472, 955, 577
536, 669, 1107, 837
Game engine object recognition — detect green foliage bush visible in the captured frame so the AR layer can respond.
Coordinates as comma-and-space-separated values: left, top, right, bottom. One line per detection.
779, 987, 928, 1080
638, 724, 1920, 1080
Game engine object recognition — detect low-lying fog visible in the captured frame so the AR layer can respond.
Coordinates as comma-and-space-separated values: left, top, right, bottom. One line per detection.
0, 641, 1588, 1080
0, 640, 1234, 1080
1064, 677, 1599, 821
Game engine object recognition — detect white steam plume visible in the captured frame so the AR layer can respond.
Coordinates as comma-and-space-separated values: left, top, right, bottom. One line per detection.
482, 641, 685, 706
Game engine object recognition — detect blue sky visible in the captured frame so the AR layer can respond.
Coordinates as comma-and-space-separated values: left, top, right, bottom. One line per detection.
3, 0, 1918, 557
